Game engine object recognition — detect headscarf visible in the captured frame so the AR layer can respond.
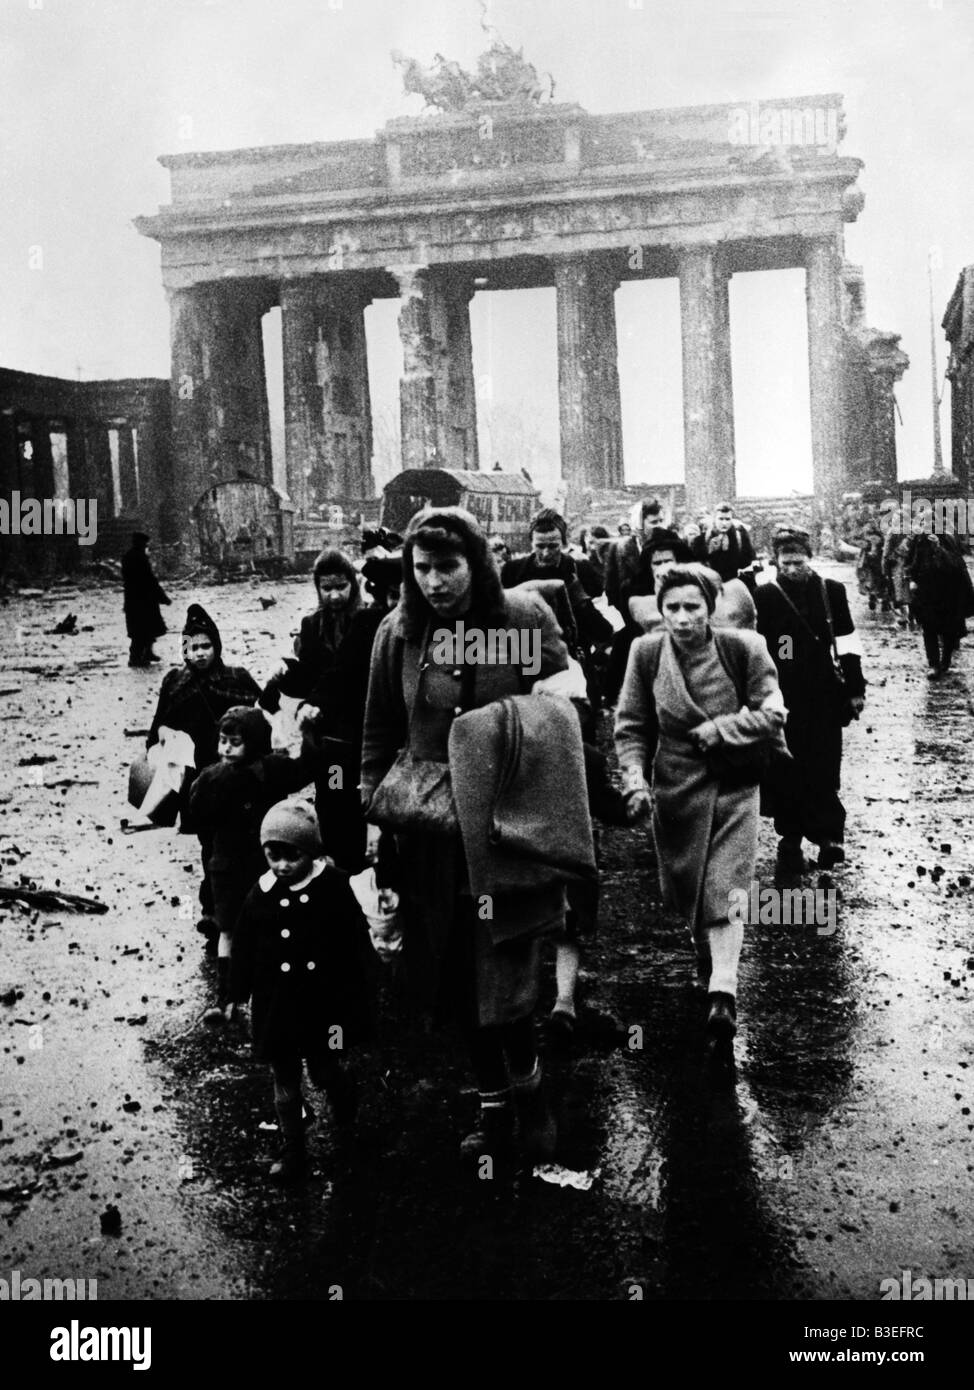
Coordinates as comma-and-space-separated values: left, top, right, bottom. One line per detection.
655, 562, 722, 615
182, 603, 222, 658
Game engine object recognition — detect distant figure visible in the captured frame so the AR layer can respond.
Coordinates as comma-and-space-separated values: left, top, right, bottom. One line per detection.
487, 534, 511, 570
122, 532, 170, 668
692, 502, 757, 590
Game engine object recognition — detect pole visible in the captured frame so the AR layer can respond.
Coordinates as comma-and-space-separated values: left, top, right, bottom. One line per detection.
928, 251, 945, 478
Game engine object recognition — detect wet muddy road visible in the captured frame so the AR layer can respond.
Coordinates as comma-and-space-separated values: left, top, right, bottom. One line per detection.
2, 567, 973, 1301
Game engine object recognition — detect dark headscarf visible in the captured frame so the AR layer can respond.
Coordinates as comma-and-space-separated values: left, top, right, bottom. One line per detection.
182, 603, 222, 658
771, 527, 813, 558
400, 506, 504, 639
655, 562, 722, 615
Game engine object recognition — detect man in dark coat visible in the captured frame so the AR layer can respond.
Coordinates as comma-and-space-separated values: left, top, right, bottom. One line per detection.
501, 507, 613, 680
603, 498, 668, 622
122, 532, 170, 667
692, 502, 757, 589
755, 529, 866, 871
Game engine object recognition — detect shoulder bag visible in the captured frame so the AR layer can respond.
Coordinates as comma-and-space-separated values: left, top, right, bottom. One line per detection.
367, 644, 464, 839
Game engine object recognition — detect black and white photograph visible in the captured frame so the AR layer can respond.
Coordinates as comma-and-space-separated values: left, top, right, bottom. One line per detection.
2, 0, 973, 1350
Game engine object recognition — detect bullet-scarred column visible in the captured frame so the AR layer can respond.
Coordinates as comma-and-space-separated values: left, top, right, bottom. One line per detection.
168, 282, 273, 545
281, 280, 325, 518
678, 245, 735, 514
438, 276, 479, 472
395, 267, 441, 470
282, 277, 375, 511
714, 261, 736, 501
555, 255, 624, 491
806, 235, 845, 511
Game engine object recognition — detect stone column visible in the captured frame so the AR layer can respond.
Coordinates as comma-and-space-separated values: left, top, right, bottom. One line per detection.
281, 279, 325, 518
866, 339, 909, 491
588, 258, 624, 489
281, 277, 375, 515
714, 260, 736, 496
439, 276, 479, 472
678, 245, 735, 514
319, 281, 374, 501
395, 267, 441, 470
555, 254, 624, 491
168, 282, 273, 545
167, 286, 207, 540
805, 235, 845, 511
65, 422, 90, 505
83, 423, 115, 522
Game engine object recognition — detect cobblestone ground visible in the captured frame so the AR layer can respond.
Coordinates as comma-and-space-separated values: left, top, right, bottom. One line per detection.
1, 565, 972, 1300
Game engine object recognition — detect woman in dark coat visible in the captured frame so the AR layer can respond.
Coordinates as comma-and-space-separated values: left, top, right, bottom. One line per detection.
361, 507, 569, 1161
122, 532, 170, 667
615, 565, 787, 1043
147, 604, 261, 941
905, 532, 974, 677
259, 548, 386, 872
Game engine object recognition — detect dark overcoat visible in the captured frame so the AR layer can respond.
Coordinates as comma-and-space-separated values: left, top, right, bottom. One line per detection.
230, 862, 376, 1062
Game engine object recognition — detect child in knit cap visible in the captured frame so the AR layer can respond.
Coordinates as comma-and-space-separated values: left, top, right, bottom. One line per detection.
187, 707, 314, 1024
229, 798, 376, 1183
147, 604, 261, 952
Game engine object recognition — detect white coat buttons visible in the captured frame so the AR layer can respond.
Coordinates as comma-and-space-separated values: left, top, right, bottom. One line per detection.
299, 893, 309, 904
280, 961, 291, 973
307, 961, 316, 971
454, 705, 463, 715
281, 928, 290, 939
280, 898, 290, 908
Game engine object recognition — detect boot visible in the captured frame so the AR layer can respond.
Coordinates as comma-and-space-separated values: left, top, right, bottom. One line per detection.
776, 836, 805, 875
707, 992, 737, 1041
324, 1065, 358, 1125
817, 841, 846, 869
512, 1064, 557, 1161
459, 1095, 515, 1164
269, 1096, 306, 1184
203, 958, 231, 1026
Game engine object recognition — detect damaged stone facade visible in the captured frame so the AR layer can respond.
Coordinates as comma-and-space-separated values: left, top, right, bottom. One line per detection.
943, 266, 974, 493
136, 90, 912, 532
0, 369, 170, 573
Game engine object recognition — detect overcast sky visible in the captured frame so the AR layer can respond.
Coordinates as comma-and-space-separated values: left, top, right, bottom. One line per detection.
1, 0, 971, 496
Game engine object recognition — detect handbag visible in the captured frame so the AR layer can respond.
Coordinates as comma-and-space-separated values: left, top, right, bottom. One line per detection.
819, 581, 858, 728
367, 646, 463, 838
772, 577, 858, 727
705, 636, 794, 789
127, 727, 196, 827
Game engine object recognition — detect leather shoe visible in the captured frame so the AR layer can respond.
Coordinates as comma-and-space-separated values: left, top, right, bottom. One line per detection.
817, 842, 846, 869
707, 992, 737, 1041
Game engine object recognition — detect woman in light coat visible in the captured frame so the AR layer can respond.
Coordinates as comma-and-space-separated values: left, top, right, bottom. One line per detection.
615, 565, 787, 1042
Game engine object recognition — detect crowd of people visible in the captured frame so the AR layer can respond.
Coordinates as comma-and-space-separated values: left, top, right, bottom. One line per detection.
121, 493, 971, 1183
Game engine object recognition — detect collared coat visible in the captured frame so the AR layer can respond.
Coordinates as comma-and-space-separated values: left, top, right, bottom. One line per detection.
230, 860, 376, 1061
360, 587, 568, 1023
615, 628, 785, 929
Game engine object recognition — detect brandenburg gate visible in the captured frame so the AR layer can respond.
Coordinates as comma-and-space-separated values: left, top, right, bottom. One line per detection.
136, 54, 900, 537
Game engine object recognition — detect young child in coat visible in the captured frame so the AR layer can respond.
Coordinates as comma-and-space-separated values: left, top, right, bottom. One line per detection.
229, 799, 376, 1183
187, 707, 313, 1023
